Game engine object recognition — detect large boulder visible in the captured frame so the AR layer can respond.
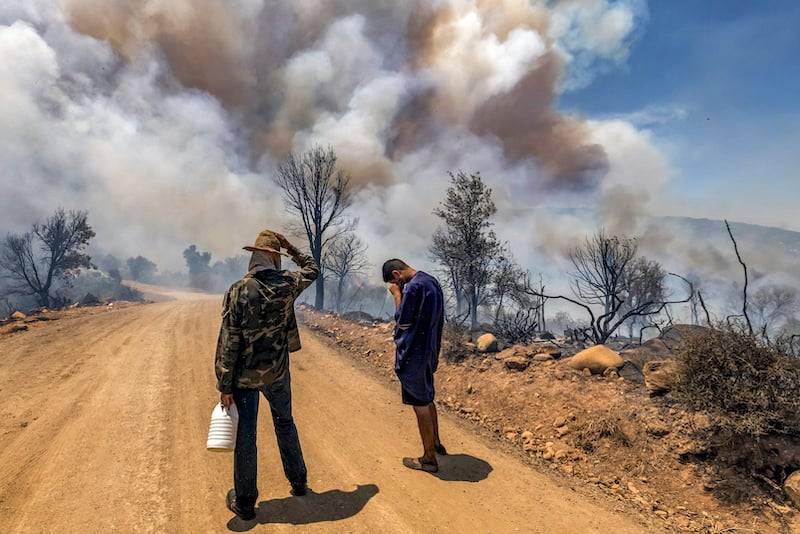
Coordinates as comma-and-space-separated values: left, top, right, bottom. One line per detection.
784, 471, 800, 508
617, 360, 644, 384
566, 345, 623, 375
643, 360, 679, 396
618, 324, 709, 384
476, 333, 499, 353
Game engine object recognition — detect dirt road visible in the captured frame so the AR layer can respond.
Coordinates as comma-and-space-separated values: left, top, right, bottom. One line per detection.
0, 289, 652, 533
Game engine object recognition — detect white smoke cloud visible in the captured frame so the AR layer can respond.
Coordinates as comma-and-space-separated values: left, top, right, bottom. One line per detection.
550, 0, 647, 91
0, 0, 667, 278
0, 9, 283, 269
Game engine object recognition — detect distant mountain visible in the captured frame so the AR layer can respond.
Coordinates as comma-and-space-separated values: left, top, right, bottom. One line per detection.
656, 216, 800, 260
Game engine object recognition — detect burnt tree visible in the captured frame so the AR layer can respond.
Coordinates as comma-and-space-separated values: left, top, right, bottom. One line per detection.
273, 145, 353, 310
0, 208, 95, 307
522, 230, 691, 344
323, 232, 369, 314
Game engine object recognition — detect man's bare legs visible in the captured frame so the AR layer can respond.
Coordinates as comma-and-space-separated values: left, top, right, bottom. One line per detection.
430, 402, 444, 451
412, 404, 438, 465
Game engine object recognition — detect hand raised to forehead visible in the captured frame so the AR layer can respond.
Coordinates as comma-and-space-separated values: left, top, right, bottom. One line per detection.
274, 232, 290, 249
388, 282, 402, 298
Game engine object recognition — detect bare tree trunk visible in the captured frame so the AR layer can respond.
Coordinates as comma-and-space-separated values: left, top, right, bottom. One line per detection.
470, 292, 479, 331
313, 233, 324, 309
336, 276, 345, 313
493, 293, 505, 324
725, 220, 754, 336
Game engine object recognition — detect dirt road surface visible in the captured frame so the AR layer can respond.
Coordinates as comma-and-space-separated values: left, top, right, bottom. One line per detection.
0, 288, 653, 533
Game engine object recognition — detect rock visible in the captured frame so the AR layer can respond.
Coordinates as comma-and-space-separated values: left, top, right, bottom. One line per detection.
643, 360, 679, 396
476, 333, 499, 353
521, 431, 534, 442
341, 310, 375, 323
0, 323, 28, 335
10, 311, 27, 320
554, 449, 568, 460
553, 417, 567, 428
556, 425, 570, 437
645, 421, 670, 437
533, 353, 554, 362
566, 345, 623, 375
531, 342, 562, 358
784, 471, 800, 508
582, 368, 592, 377
561, 464, 574, 475
80, 293, 100, 306
617, 360, 644, 384
504, 355, 530, 371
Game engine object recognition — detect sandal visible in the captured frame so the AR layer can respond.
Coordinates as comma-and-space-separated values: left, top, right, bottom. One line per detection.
402, 456, 439, 473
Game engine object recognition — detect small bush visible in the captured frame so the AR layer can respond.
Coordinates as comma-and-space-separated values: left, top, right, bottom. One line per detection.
494, 309, 539, 345
442, 321, 472, 362
674, 327, 800, 438
575, 416, 631, 452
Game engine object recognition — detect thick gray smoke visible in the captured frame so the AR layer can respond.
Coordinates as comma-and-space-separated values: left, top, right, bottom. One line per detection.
0, 0, 659, 273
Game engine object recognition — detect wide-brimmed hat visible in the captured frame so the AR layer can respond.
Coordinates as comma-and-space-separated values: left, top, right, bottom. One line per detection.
243, 230, 290, 256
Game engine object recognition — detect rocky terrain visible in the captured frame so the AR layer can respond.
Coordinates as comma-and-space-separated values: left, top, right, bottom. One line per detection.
299, 306, 800, 533
0, 300, 141, 337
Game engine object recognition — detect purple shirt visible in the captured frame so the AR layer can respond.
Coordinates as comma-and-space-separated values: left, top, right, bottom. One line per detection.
394, 271, 444, 399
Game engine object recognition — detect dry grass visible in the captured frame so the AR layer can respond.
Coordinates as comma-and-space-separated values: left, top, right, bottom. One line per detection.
574, 416, 632, 452
674, 326, 800, 438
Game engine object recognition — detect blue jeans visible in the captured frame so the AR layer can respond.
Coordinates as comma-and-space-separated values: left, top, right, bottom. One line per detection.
233, 374, 307, 509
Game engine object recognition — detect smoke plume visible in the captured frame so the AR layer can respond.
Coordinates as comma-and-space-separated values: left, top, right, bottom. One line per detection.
1, 0, 657, 272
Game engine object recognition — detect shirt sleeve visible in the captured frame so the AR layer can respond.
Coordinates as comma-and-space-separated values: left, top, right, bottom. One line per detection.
395, 283, 420, 331
214, 287, 243, 393
285, 243, 320, 297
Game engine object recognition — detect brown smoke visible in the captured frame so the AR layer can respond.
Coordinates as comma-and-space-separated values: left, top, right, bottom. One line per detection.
471, 53, 609, 190
64, 0, 255, 106
64, 0, 610, 192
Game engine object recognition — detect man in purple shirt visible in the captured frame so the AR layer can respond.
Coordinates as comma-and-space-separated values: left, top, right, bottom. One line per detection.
382, 258, 447, 473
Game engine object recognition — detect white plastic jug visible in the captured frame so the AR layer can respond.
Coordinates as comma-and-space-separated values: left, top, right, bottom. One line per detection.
207, 402, 239, 452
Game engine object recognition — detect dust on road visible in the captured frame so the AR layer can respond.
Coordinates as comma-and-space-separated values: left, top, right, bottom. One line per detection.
0, 289, 651, 533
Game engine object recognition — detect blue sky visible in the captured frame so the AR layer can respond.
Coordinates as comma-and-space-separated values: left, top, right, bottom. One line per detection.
560, 0, 800, 231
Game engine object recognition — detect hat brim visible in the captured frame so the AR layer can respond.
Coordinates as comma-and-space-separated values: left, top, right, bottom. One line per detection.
243, 246, 290, 257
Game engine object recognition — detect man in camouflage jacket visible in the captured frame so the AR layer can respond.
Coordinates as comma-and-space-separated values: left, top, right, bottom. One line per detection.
215, 229, 319, 521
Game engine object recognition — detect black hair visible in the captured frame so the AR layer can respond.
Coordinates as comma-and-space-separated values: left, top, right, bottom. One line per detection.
382, 258, 410, 283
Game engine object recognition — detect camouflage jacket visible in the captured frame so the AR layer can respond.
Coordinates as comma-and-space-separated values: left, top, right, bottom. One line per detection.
214, 245, 319, 393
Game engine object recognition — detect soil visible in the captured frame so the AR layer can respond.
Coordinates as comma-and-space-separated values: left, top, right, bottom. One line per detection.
300, 307, 799, 534
0, 287, 652, 533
